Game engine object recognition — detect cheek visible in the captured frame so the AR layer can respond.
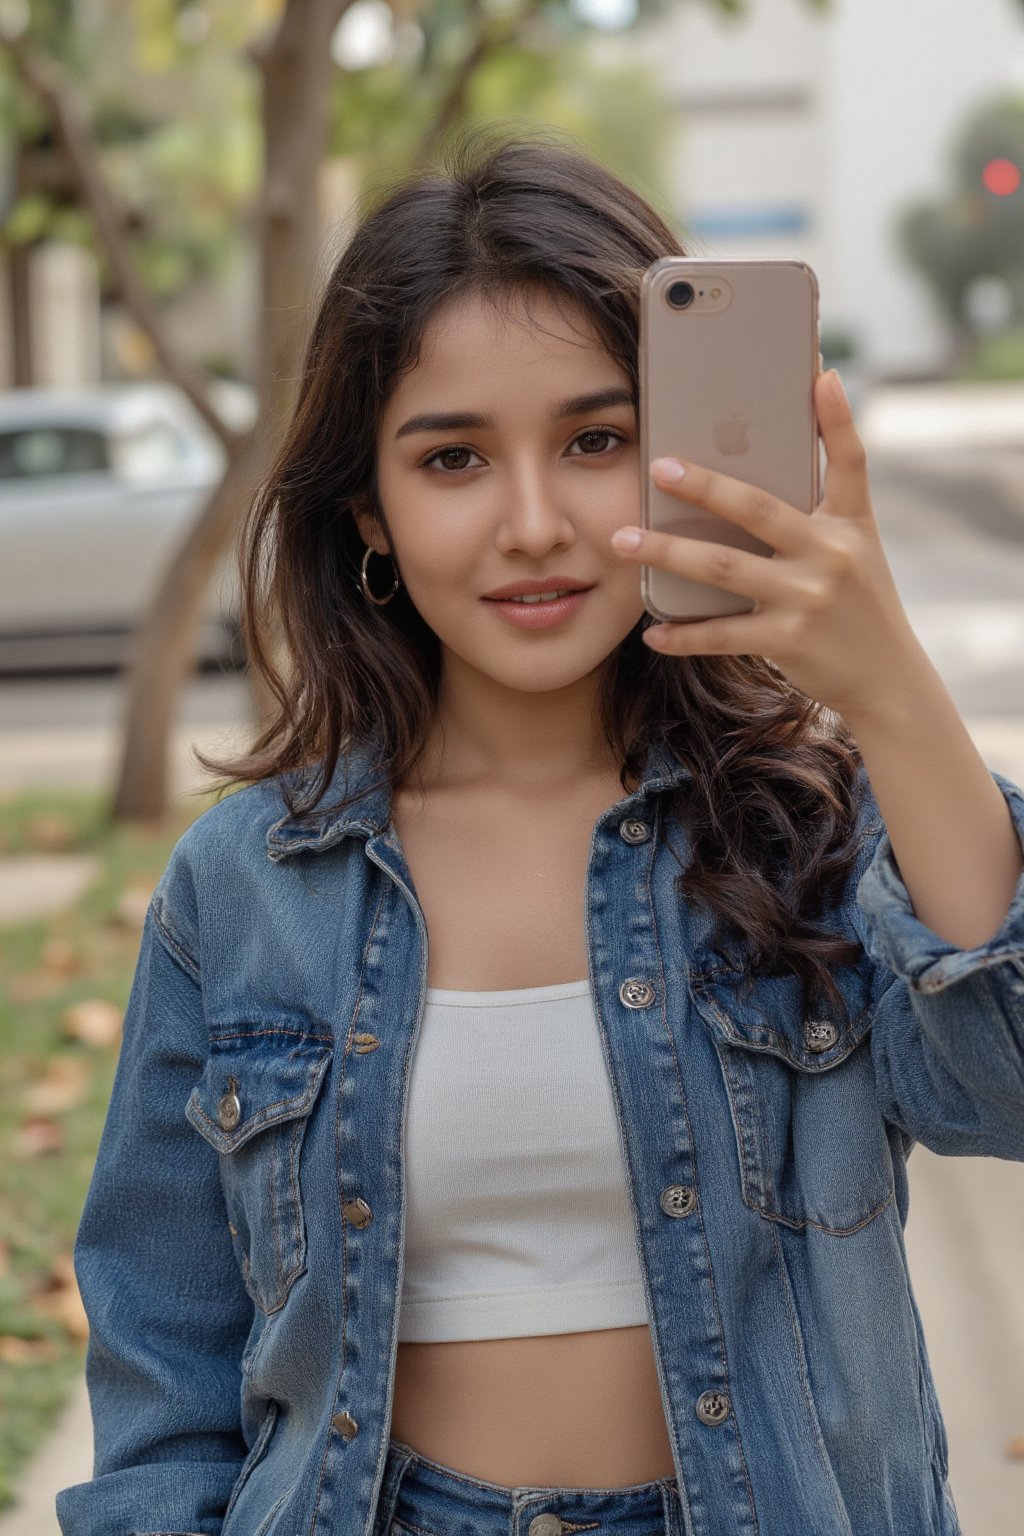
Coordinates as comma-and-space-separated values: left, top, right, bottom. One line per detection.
589, 461, 640, 526
403, 521, 481, 587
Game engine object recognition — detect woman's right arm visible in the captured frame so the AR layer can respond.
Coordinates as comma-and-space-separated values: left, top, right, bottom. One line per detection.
56, 843, 254, 1536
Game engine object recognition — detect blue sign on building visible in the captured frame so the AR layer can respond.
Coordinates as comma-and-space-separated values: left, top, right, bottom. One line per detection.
688, 204, 812, 238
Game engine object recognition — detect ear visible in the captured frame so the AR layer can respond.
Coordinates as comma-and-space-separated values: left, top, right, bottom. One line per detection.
350, 493, 389, 556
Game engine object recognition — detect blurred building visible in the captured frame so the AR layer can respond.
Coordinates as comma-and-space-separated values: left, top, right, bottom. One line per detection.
604, 0, 1024, 379
3, 0, 1024, 388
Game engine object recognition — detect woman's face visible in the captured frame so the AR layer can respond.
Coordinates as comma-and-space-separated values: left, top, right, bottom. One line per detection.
355, 287, 646, 697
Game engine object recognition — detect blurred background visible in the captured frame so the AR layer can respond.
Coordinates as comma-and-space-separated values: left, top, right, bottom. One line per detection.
0, 0, 1022, 1531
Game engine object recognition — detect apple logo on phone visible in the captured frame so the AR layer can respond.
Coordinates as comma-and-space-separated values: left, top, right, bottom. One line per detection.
714, 414, 750, 456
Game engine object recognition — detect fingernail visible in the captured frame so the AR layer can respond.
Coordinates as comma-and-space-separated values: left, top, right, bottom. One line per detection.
826, 370, 846, 406
651, 457, 686, 483
612, 526, 643, 550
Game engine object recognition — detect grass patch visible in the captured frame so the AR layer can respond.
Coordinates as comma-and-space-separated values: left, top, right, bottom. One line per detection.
953, 326, 1024, 381
0, 786, 220, 1512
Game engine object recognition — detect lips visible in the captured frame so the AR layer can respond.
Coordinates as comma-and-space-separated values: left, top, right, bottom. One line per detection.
495, 588, 579, 604
483, 587, 592, 629
482, 577, 594, 601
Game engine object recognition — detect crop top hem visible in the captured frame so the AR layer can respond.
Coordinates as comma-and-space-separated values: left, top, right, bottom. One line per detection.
423, 978, 591, 1007
398, 1275, 649, 1343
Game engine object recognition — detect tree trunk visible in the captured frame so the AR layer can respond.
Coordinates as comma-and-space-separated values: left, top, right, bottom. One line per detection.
110, 429, 267, 818
111, 0, 352, 819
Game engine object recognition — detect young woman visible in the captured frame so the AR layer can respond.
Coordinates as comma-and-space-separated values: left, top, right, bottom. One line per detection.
57, 126, 1024, 1536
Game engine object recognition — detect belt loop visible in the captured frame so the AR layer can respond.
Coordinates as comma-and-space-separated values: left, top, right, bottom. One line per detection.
373, 1440, 419, 1536
658, 1479, 685, 1536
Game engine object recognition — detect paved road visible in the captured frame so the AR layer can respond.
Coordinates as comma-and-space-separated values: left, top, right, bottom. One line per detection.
1, 383, 1023, 1533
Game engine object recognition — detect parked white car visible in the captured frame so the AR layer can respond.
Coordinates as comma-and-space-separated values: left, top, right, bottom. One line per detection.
0, 380, 255, 671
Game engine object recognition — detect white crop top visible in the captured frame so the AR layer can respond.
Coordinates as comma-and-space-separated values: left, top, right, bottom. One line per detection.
397, 978, 650, 1342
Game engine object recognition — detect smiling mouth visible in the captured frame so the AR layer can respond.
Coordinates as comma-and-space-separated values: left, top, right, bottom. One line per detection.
503, 589, 580, 604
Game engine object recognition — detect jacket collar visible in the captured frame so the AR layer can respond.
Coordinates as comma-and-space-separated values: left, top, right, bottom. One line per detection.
265, 734, 692, 861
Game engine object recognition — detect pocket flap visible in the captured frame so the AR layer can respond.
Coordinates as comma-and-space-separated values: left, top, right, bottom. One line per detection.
690, 965, 873, 1071
186, 1035, 332, 1154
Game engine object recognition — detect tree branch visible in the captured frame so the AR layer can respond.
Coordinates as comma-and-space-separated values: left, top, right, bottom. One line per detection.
0, 34, 243, 451
414, 0, 545, 167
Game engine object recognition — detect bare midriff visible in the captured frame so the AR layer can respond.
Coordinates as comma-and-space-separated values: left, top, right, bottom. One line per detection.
387, 769, 677, 1490
391, 1327, 677, 1488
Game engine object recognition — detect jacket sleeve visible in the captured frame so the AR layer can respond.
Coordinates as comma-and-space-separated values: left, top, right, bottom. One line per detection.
852, 766, 1024, 1161
56, 839, 253, 1536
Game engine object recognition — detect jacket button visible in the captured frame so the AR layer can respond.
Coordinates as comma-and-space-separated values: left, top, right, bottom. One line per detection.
217, 1088, 241, 1131
332, 1411, 359, 1438
528, 1516, 564, 1536
695, 1390, 730, 1425
343, 1198, 373, 1228
619, 817, 651, 844
660, 1185, 696, 1218
619, 978, 655, 1009
804, 1019, 838, 1053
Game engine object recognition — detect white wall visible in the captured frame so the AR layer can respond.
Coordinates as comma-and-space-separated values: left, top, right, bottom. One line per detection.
604, 0, 1024, 377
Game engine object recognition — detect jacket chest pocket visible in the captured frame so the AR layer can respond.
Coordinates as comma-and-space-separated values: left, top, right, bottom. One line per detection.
186, 1033, 333, 1313
690, 967, 894, 1236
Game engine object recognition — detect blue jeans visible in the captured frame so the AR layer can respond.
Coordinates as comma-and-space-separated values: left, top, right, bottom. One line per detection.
371, 1438, 686, 1536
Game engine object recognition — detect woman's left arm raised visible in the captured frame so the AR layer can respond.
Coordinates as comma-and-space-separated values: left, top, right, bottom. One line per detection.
610, 366, 1024, 950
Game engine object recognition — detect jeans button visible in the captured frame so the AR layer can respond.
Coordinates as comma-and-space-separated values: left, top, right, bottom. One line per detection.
343, 1197, 373, 1228
619, 978, 656, 1009
619, 817, 651, 844
695, 1390, 731, 1425
217, 1077, 241, 1131
529, 1517, 563, 1536
660, 1185, 696, 1218
804, 1019, 838, 1053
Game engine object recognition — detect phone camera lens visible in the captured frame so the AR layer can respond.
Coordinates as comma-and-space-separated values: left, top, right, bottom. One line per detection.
667, 281, 694, 309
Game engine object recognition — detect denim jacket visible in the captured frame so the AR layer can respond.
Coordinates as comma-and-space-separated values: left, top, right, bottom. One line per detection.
56, 736, 1024, 1536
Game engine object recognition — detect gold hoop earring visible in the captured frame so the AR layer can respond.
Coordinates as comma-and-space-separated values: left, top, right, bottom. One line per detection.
360, 544, 401, 606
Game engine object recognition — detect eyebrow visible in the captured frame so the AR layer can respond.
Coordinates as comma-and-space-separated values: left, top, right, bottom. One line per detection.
394, 386, 636, 440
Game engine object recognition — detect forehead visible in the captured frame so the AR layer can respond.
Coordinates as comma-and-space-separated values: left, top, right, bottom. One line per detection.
387, 288, 619, 405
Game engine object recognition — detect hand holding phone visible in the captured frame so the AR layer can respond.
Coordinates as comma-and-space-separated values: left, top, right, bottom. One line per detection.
638, 258, 822, 623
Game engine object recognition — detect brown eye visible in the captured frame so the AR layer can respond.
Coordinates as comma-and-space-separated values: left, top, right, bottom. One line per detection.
572, 429, 625, 457
422, 446, 480, 473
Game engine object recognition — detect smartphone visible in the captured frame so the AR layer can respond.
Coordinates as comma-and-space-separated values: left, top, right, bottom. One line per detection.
638, 258, 822, 623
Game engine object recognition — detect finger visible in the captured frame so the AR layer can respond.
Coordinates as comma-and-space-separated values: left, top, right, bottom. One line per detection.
612, 525, 786, 604
815, 370, 871, 517
644, 614, 770, 657
650, 457, 815, 556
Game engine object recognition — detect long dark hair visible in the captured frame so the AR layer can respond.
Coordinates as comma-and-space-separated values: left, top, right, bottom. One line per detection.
198, 122, 870, 1018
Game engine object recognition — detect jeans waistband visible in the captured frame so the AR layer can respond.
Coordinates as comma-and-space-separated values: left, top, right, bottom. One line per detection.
374, 1437, 683, 1536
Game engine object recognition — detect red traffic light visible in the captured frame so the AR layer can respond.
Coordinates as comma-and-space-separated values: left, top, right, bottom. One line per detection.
982, 158, 1021, 196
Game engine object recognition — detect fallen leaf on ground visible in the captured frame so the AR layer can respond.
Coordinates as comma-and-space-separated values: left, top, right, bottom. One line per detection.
114, 885, 154, 931
0, 1334, 58, 1364
31, 1253, 89, 1340
24, 1056, 93, 1115
24, 812, 77, 852
40, 937, 82, 976
8, 970, 67, 1003
59, 998, 122, 1048
11, 1115, 65, 1157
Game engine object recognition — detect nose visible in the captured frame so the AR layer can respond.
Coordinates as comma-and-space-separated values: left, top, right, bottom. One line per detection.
496, 461, 575, 554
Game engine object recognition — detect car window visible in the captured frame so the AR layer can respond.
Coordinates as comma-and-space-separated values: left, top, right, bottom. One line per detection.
109, 420, 190, 481
0, 427, 110, 479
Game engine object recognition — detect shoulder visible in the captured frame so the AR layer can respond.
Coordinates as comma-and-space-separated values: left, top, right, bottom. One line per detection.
151, 777, 291, 965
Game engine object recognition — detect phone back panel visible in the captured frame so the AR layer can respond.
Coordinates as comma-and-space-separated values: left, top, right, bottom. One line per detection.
639, 258, 820, 621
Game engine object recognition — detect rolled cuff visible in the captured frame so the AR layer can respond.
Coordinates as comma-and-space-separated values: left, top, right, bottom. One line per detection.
854, 769, 1024, 995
